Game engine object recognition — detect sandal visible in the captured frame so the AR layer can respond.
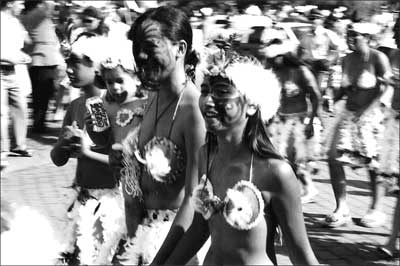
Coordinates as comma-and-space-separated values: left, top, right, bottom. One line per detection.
9, 148, 33, 157
323, 212, 352, 227
360, 210, 386, 228
377, 246, 394, 259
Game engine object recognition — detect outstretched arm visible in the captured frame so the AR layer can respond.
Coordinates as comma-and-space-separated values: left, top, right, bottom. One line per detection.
269, 160, 318, 265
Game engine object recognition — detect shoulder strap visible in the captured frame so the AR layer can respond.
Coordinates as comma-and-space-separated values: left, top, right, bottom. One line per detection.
167, 88, 185, 138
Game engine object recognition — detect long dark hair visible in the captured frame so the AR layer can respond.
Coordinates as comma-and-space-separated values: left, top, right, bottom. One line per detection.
128, 6, 199, 80
243, 109, 282, 159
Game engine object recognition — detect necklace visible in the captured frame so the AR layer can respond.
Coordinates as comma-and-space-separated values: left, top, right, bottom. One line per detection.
154, 88, 185, 133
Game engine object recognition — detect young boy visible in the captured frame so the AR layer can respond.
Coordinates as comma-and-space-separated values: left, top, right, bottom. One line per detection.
50, 36, 125, 265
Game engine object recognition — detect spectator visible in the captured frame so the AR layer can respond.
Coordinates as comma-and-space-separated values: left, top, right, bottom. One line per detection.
1, 0, 33, 170
21, 0, 64, 133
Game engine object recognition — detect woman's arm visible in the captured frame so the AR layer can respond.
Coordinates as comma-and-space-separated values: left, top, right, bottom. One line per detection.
269, 160, 318, 265
165, 212, 210, 265
151, 103, 206, 264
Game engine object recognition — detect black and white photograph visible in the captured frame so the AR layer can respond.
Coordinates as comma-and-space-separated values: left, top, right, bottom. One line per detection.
0, 0, 399, 265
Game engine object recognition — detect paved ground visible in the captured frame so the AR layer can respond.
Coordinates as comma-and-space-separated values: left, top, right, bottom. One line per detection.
1, 118, 399, 266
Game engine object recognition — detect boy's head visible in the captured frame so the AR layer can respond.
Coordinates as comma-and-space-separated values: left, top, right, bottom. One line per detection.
66, 36, 107, 88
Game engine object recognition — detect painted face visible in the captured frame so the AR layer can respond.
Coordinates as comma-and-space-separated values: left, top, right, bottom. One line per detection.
66, 53, 96, 88
132, 20, 178, 90
82, 16, 101, 32
102, 66, 139, 104
346, 30, 364, 51
199, 75, 247, 132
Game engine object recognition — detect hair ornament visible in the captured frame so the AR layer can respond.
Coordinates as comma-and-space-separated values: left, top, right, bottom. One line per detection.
201, 35, 281, 121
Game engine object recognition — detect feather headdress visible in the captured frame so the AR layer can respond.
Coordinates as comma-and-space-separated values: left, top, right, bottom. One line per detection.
200, 36, 281, 121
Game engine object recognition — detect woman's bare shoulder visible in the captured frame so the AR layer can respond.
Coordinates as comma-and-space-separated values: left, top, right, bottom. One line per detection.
256, 158, 296, 192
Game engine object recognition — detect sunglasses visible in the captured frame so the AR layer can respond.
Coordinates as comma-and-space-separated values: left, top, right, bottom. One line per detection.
82, 18, 95, 24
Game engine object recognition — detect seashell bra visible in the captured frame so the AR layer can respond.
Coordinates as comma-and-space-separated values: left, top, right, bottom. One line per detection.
191, 154, 265, 230
122, 90, 186, 198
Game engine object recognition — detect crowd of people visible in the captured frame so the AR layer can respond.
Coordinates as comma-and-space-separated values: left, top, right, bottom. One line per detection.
1, 0, 399, 265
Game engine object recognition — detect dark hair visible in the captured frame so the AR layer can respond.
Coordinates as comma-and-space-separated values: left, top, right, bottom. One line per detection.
243, 109, 282, 159
80, 6, 109, 36
23, 0, 43, 13
0, 0, 14, 10
128, 6, 199, 80
81, 6, 103, 19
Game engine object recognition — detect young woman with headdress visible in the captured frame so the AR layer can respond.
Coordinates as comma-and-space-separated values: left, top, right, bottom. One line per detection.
161, 38, 318, 265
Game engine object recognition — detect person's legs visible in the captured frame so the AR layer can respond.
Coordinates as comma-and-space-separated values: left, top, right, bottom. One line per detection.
357, 108, 386, 227
29, 66, 57, 132
293, 117, 318, 203
1, 78, 10, 168
8, 86, 28, 151
324, 113, 351, 226
369, 170, 386, 212
52, 65, 67, 121
383, 192, 400, 253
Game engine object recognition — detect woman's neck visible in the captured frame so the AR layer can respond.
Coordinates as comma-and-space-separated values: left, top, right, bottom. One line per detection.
355, 46, 370, 61
159, 64, 187, 99
216, 124, 248, 156
82, 84, 102, 98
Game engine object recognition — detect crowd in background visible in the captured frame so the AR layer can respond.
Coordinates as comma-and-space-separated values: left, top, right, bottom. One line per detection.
0, 0, 399, 265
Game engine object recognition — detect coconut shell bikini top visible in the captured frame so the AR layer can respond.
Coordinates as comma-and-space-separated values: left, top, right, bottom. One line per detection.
191, 154, 265, 230
122, 90, 186, 198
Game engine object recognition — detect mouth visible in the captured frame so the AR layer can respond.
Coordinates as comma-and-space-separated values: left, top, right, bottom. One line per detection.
203, 109, 219, 118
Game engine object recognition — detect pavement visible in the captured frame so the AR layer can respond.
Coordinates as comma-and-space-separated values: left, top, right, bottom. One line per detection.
1, 117, 399, 266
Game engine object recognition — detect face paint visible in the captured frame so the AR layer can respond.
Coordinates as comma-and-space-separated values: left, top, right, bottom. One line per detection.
199, 75, 246, 132
132, 20, 177, 90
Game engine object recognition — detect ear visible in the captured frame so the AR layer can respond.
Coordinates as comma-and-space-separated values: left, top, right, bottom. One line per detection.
246, 103, 258, 117
176, 40, 188, 59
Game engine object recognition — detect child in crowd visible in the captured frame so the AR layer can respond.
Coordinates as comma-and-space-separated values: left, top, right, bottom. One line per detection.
50, 36, 125, 265
85, 40, 148, 253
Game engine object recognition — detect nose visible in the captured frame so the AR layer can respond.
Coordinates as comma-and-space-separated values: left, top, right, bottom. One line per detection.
203, 94, 216, 107
66, 66, 73, 75
110, 82, 122, 94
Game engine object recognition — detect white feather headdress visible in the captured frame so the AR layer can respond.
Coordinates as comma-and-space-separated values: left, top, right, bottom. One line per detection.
200, 38, 281, 121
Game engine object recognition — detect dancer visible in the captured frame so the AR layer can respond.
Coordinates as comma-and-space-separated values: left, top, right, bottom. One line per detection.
377, 15, 400, 259
50, 36, 125, 265
267, 41, 322, 204
162, 41, 318, 265
112, 6, 206, 265
323, 22, 392, 227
